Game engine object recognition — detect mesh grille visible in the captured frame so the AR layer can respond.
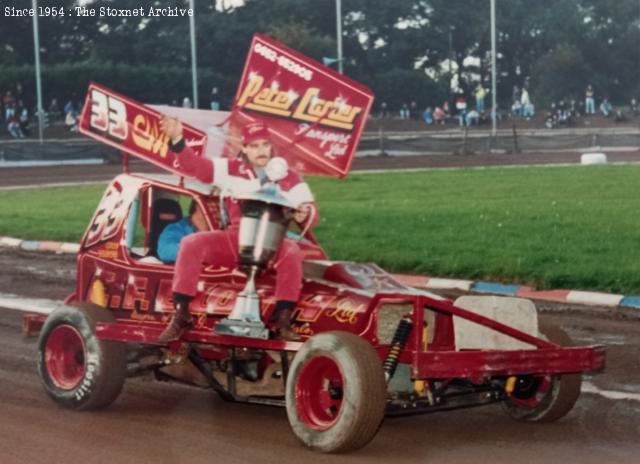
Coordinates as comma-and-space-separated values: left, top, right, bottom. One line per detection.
377, 304, 411, 345
376, 304, 436, 345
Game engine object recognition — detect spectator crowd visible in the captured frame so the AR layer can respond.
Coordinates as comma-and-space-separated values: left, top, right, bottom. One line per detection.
2, 79, 639, 139
2, 85, 30, 139
0, 82, 86, 139
375, 81, 639, 130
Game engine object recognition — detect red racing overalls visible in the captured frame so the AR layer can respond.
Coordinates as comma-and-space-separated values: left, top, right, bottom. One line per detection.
170, 145, 318, 303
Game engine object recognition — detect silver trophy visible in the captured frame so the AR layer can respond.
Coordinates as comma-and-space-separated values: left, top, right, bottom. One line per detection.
215, 158, 297, 339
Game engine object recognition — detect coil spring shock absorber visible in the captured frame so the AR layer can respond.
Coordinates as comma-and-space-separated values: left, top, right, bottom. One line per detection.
383, 316, 413, 382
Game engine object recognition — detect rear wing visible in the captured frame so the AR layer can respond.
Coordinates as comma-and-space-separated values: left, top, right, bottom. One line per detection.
79, 83, 208, 177
228, 33, 375, 178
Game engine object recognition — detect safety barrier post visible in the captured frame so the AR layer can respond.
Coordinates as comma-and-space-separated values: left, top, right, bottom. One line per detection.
512, 123, 520, 153
379, 126, 388, 156
462, 125, 469, 155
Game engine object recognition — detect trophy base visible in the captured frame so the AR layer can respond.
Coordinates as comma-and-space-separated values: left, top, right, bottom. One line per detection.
214, 319, 270, 339
215, 266, 269, 339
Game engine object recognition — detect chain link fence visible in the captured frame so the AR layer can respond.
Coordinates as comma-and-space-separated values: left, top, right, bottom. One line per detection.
0, 139, 117, 165
358, 129, 640, 156
0, 129, 638, 165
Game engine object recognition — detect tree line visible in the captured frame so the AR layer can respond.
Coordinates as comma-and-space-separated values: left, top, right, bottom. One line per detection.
1, 0, 638, 112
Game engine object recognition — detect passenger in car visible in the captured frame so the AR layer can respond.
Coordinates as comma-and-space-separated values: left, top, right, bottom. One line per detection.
157, 199, 209, 263
157, 117, 318, 342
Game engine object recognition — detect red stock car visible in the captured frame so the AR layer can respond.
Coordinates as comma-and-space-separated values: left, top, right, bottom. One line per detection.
34, 170, 605, 453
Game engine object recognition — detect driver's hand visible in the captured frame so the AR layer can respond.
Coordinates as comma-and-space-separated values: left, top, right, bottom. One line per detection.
293, 204, 310, 223
160, 116, 183, 143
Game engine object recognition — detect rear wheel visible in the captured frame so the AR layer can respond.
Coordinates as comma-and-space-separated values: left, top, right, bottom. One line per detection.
502, 323, 582, 422
285, 331, 387, 453
37, 303, 126, 410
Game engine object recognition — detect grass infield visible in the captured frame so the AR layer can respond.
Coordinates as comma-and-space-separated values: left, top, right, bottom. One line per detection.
1, 164, 638, 294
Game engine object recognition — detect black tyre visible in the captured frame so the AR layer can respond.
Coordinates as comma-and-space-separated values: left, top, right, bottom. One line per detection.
285, 331, 387, 453
502, 323, 582, 422
37, 303, 127, 410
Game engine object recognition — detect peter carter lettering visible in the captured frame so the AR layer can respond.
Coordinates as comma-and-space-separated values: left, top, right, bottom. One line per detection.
237, 74, 363, 131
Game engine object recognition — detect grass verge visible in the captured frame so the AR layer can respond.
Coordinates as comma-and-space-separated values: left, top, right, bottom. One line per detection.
0, 164, 638, 293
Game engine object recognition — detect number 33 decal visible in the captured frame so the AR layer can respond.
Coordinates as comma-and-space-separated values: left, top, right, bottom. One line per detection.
90, 89, 128, 140
85, 183, 134, 247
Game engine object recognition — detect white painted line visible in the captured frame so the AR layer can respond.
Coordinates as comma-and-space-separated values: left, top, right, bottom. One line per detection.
350, 161, 640, 175
358, 147, 640, 158
60, 243, 80, 254
0, 138, 96, 145
0, 180, 108, 191
582, 381, 640, 403
0, 293, 63, 315
426, 278, 473, 291
0, 159, 104, 168
0, 237, 23, 248
356, 150, 452, 157
567, 291, 623, 307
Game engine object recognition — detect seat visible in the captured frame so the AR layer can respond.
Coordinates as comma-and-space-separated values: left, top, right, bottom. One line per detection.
148, 198, 183, 258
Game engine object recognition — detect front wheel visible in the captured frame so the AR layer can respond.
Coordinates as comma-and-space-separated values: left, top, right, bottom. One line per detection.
37, 303, 127, 410
502, 323, 582, 422
285, 331, 387, 453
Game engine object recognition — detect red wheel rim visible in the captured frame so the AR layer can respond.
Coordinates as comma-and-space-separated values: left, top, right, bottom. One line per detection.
295, 356, 345, 430
509, 375, 552, 409
44, 324, 87, 390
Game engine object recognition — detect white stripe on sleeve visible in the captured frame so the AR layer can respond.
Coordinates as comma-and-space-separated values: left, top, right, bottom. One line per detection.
212, 158, 229, 187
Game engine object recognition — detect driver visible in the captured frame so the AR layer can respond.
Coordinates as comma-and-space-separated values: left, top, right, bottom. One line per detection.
157, 199, 209, 263
157, 118, 318, 342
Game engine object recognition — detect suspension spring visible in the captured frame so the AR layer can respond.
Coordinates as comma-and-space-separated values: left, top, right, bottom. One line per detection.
383, 317, 413, 382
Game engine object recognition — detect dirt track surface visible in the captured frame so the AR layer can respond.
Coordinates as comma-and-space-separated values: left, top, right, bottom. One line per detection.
1, 147, 640, 462
1, 150, 640, 188
1, 248, 639, 463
